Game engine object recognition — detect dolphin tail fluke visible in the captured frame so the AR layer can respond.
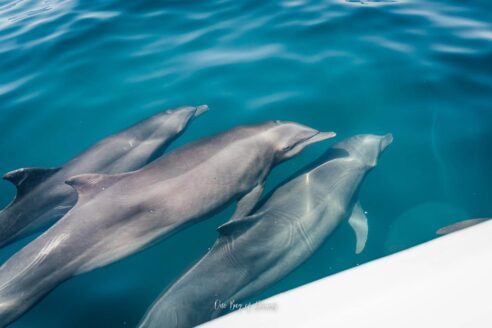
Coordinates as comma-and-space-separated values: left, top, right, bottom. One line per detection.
436, 218, 489, 235
348, 202, 369, 254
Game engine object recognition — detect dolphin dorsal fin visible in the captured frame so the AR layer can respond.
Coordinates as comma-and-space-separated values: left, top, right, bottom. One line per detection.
3, 167, 61, 200
217, 212, 264, 236
65, 173, 125, 203
348, 202, 369, 254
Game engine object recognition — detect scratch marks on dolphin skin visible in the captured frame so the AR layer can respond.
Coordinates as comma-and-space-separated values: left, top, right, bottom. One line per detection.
39, 232, 69, 256
286, 219, 295, 249
0, 233, 69, 292
294, 220, 315, 253
223, 237, 244, 269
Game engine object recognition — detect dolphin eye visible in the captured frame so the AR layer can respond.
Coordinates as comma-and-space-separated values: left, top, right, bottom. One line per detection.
281, 145, 293, 152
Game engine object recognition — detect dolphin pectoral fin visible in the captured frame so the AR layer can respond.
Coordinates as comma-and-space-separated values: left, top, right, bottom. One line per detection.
65, 172, 128, 204
348, 202, 369, 254
218, 184, 266, 236
3, 167, 61, 201
231, 184, 264, 220
217, 212, 264, 236
436, 218, 489, 235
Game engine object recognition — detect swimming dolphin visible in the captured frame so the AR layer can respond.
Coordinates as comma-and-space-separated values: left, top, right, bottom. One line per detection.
0, 121, 335, 327
138, 133, 393, 328
436, 218, 490, 235
0, 105, 208, 248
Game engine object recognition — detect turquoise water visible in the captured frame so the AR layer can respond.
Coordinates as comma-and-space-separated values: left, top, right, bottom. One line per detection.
1, 0, 491, 326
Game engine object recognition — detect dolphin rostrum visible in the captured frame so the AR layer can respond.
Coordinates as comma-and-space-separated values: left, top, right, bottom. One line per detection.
138, 134, 393, 328
0, 121, 335, 326
0, 105, 208, 248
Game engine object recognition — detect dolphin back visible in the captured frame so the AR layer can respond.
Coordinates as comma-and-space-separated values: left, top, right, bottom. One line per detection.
0, 106, 207, 249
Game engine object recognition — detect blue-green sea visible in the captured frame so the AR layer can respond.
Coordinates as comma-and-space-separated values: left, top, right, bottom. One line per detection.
1, 0, 491, 327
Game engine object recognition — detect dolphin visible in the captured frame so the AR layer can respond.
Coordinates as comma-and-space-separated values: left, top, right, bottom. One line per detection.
436, 218, 490, 235
138, 134, 393, 328
0, 105, 208, 248
0, 121, 335, 327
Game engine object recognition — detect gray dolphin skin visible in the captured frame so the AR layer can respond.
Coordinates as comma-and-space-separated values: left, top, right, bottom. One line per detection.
0, 105, 208, 248
436, 218, 490, 235
0, 121, 335, 327
138, 134, 393, 328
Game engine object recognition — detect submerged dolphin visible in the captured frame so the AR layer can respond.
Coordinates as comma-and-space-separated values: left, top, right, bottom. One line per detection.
0, 105, 208, 248
139, 134, 393, 328
0, 121, 335, 327
436, 218, 490, 235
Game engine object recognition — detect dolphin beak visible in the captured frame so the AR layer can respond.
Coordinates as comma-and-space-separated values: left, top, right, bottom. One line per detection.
306, 131, 337, 145
194, 105, 209, 117
380, 133, 393, 151
284, 131, 336, 158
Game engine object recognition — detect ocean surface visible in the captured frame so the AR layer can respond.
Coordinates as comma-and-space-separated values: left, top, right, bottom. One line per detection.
0, 0, 491, 327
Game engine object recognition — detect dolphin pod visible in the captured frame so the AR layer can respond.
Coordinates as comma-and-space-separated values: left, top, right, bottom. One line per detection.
138, 134, 393, 328
0, 120, 335, 326
0, 105, 208, 248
